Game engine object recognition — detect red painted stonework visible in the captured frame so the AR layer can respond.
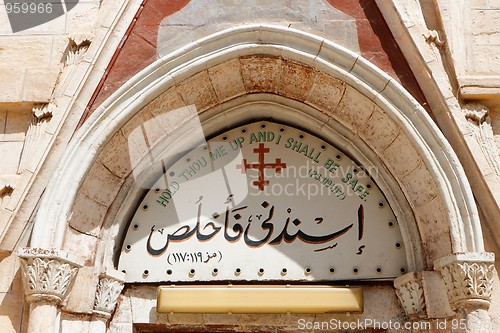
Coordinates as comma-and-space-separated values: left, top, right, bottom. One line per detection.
327, 0, 429, 112
78, 0, 190, 127
80, 0, 429, 128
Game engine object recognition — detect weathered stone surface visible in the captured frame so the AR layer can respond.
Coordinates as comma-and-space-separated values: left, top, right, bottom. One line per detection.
360, 106, 399, 151
69, 193, 108, 237
62, 228, 98, 265
336, 85, 375, 133
208, 59, 246, 103
277, 60, 315, 101
62, 266, 98, 314
80, 162, 124, 207
304, 71, 345, 115
240, 56, 282, 93
382, 133, 423, 179
400, 162, 440, 208
175, 71, 219, 112
99, 131, 137, 179
414, 197, 452, 264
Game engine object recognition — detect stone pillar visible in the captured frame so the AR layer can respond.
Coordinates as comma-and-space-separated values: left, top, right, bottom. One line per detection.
434, 252, 495, 333
18, 248, 82, 333
91, 270, 125, 333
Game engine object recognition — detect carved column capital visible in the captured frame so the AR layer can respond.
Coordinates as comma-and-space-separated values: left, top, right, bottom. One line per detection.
93, 270, 125, 318
18, 248, 83, 304
394, 271, 426, 319
434, 252, 495, 310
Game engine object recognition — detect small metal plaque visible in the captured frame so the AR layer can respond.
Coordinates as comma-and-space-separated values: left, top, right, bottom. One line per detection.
118, 121, 407, 282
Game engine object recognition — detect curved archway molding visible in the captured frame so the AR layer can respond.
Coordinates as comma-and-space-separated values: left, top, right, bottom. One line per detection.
30, 24, 483, 270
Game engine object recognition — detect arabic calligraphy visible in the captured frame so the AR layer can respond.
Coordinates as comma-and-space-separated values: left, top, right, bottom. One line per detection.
147, 197, 365, 257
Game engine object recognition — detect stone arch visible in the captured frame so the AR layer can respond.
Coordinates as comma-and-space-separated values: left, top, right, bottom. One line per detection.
30, 25, 482, 273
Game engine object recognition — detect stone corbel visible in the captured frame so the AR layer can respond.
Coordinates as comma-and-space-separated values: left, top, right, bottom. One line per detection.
65, 33, 93, 66
32, 103, 54, 122
434, 252, 495, 310
93, 269, 125, 319
394, 271, 426, 319
463, 103, 488, 125
18, 248, 83, 304
423, 29, 445, 48
0, 179, 15, 198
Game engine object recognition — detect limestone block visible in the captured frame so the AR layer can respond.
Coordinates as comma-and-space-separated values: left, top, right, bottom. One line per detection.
463, 132, 497, 176
99, 131, 137, 179
0, 69, 23, 102
129, 286, 158, 323
80, 162, 124, 207
472, 9, 500, 34
59, 313, 91, 333
202, 314, 241, 326
109, 322, 133, 333
157, 0, 359, 57
421, 271, 454, 318
62, 266, 98, 314
62, 227, 98, 265
50, 35, 71, 68
304, 71, 345, 115
167, 313, 205, 325
22, 67, 60, 102
470, 0, 487, 7
484, 173, 500, 204
382, 133, 423, 178
146, 88, 186, 118
4, 109, 31, 141
335, 85, 375, 133
69, 193, 108, 237
0, 257, 24, 332
207, 59, 246, 103
414, 197, 452, 264
277, 60, 314, 101
121, 110, 167, 153
175, 70, 219, 113
0, 274, 24, 333
240, 56, 282, 93
359, 106, 399, 151
3, 172, 29, 212
0, 142, 23, 174
472, 45, 500, 74
65, 1, 100, 34
111, 291, 133, 324
400, 162, 440, 208
0, 36, 53, 69
0, 209, 12, 238
280, 314, 315, 328
0, 253, 18, 293
240, 314, 283, 326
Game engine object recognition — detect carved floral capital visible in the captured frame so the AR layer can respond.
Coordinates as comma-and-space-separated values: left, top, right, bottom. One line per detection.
18, 248, 82, 304
394, 272, 426, 319
93, 271, 125, 318
434, 252, 495, 310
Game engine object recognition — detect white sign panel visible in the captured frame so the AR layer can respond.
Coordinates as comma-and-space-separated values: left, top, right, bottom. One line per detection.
118, 122, 407, 282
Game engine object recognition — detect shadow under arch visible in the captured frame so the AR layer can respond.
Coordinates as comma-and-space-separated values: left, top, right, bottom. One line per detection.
30, 24, 482, 275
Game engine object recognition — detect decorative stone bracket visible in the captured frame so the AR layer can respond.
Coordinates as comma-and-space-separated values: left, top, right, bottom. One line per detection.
394, 271, 426, 319
93, 269, 125, 318
434, 252, 495, 310
18, 248, 83, 304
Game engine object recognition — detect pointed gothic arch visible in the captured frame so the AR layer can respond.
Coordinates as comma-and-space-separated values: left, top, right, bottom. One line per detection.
29, 25, 482, 277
